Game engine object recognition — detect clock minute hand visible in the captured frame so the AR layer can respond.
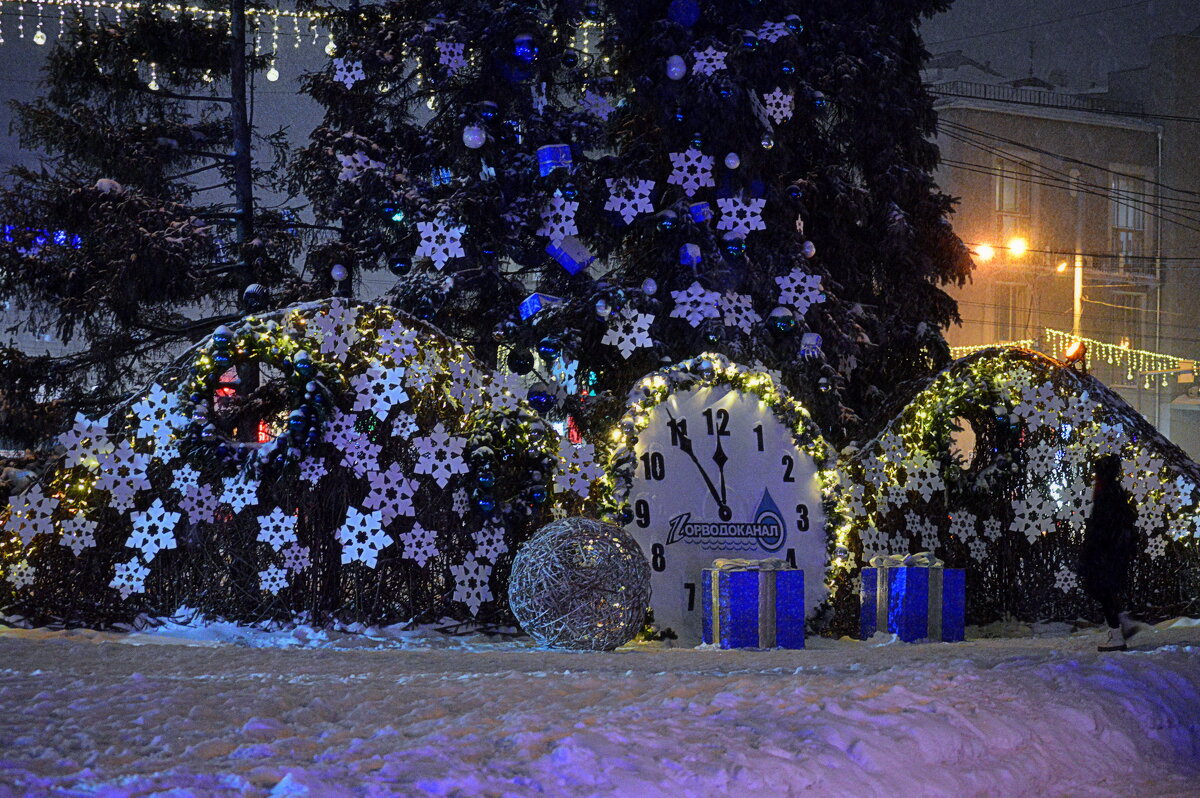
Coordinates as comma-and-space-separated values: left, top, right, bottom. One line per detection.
664, 409, 725, 508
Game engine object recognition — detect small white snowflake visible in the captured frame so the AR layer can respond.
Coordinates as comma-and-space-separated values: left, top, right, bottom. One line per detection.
761, 88, 795, 124
415, 218, 466, 269
691, 45, 727, 76
581, 90, 616, 120
323, 408, 359, 450
720, 291, 757, 334
1053, 565, 1078, 593
178, 482, 219, 526
413, 423, 468, 488
403, 522, 440, 568
340, 432, 383, 479
667, 149, 715, 197
949, 511, 977, 542
130, 383, 185, 451
967, 536, 989, 561
5, 560, 35, 589
337, 151, 384, 182
220, 476, 259, 514
259, 565, 290, 595
554, 440, 605, 499
775, 269, 826, 316
474, 520, 508, 562
281, 542, 311, 573
605, 178, 656, 225
299, 456, 328, 483
172, 464, 201, 494
451, 553, 493, 617
110, 558, 150, 599
6, 483, 56, 547
58, 412, 113, 470
59, 514, 97, 556
310, 299, 359, 362
670, 281, 721, 328
716, 197, 767, 238
538, 190, 579, 244
436, 41, 467, 74
758, 21, 789, 43
905, 511, 940, 553
128, 499, 181, 561
392, 413, 419, 439
351, 362, 409, 421
332, 58, 365, 87
94, 441, 151, 513
1012, 494, 1053, 543
982, 518, 1003, 541
602, 308, 656, 358
257, 507, 299, 551
336, 506, 392, 569
904, 455, 943, 501
363, 462, 417, 524
452, 489, 469, 517
376, 321, 420, 365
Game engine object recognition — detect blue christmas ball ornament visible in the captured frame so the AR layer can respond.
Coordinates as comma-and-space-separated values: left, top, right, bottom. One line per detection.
288, 410, 307, 432
537, 337, 561, 360
527, 387, 557, 413
562, 49, 579, 68
667, 0, 700, 27
562, 182, 579, 200
690, 133, 704, 149
389, 259, 412, 276
781, 60, 796, 75
722, 233, 746, 258
530, 486, 548, 505
474, 490, 497, 513
673, 107, 686, 124
478, 101, 499, 120
477, 470, 496, 489
642, 277, 658, 296
657, 210, 678, 231
583, 2, 602, 20
212, 325, 234, 348
813, 91, 828, 110
768, 306, 797, 332
513, 34, 538, 64
761, 134, 775, 150
213, 351, 232, 367
741, 30, 760, 49
785, 14, 804, 32
294, 353, 315, 378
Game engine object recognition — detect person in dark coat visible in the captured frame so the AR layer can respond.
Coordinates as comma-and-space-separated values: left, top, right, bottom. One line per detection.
1079, 453, 1139, 651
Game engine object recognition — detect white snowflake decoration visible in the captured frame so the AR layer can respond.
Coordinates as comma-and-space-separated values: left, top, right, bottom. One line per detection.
128, 499, 181, 561
5, 560, 35, 589
436, 41, 467, 74
670, 281, 721, 328
363, 463, 417, 524
58, 412, 113, 470
59, 514, 97, 556
332, 58, 365, 87
376, 321, 420, 365
172, 464, 201, 494
257, 507, 299, 552
340, 432, 382, 479
220, 476, 259, 514
413, 423, 468, 488
337, 151, 384, 182
879, 484, 908, 512
281, 542, 311, 573
323, 408, 359, 451
6, 483, 56, 547
1015, 382, 1065, 432
554, 441, 605, 499
447, 355, 487, 414
538, 191, 579, 244
758, 21, 789, 43
178, 482, 219, 525
967, 537, 989, 561
474, 520, 508, 562
404, 522, 440, 568
982, 517, 1003, 541
775, 269, 826, 315
94, 441, 151, 513
716, 197, 767, 238
843, 482, 868, 517
905, 511, 940, 553
336, 506, 392, 569
451, 553, 493, 617
691, 46, 727, 76
415, 218, 466, 269
392, 413, 420, 439
667, 149, 715, 197
259, 565, 290, 595
298, 456, 328, 483
452, 489, 469, 517
604, 178, 656, 224
720, 292, 758, 334
581, 90, 616, 121
351, 362, 409, 421
761, 88, 795, 124
1012, 494, 1053, 543
130, 383, 185, 450
948, 511, 977, 542
602, 308, 655, 358
904, 455, 943, 501
110, 558, 150, 599
1054, 566, 1078, 593
311, 299, 359, 362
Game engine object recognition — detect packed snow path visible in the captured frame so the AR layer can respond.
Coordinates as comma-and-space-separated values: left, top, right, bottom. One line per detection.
3, 623, 1200, 796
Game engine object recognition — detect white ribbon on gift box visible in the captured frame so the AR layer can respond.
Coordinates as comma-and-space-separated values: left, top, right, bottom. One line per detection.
711, 558, 792, 571
868, 551, 945, 641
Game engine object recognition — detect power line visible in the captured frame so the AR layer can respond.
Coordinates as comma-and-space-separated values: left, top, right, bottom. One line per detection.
931, 88, 1200, 126
926, 1, 1149, 46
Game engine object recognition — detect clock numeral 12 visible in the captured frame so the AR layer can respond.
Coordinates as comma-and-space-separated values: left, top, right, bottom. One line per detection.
703, 408, 730, 436
640, 451, 666, 481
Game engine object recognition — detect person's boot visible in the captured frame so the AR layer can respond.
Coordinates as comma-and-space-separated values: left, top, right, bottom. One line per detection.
1119, 612, 1150, 641
1098, 626, 1127, 652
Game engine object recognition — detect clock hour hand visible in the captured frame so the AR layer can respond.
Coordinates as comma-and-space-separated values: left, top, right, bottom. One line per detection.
664, 408, 727, 511
713, 436, 729, 505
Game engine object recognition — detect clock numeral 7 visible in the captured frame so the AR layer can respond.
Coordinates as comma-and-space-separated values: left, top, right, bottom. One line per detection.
640, 452, 666, 481
702, 408, 730, 436
684, 582, 696, 612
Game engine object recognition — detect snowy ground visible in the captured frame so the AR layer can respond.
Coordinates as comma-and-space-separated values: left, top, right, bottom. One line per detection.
3, 620, 1200, 797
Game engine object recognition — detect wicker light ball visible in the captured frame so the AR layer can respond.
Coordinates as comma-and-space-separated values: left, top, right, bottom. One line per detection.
509, 517, 652, 651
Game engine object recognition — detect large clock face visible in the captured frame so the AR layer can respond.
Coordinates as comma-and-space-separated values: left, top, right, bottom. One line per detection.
624, 384, 828, 645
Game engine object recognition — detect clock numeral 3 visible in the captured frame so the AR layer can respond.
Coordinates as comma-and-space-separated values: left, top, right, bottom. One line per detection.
781, 454, 796, 482
651, 543, 666, 572
634, 499, 652, 528
640, 451, 666, 480
795, 504, 809, 532
703, 408, 731, 436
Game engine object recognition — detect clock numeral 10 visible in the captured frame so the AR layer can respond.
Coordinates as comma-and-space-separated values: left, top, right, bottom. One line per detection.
634, 499, 651, 529
640, 451, 666, 481
651, 543, 666, 572
702, 408, 730, 436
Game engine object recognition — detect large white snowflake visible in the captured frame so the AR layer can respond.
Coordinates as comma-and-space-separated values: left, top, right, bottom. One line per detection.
94, 441, 151, 513
220, 475, 259, 514
336, 506, 392, 569
436, 41, 467, 74
259, 565, 290, 595
667, 149, 715, 197
451, 553, 493, 617
128, 499, 181, 561
554, 441, 605, 499
670, 281, 721, 327
351, 362, 409, 421
5, 560, 35, 589
281, 541, 311, 573
602, 308, 655, 358
130, 383, 185, 450
474, 520, 508, 562
59, 513, 97, 556
110, 558, 150, 599
363, 462, 417, 524
178, 482, 219, 525
310, 298, 359, 362
413, 423, 468, 488
257, 507, 299, 551
691, 45, 727, 76
775, 269, 826, 315
721, 292, 757, 334
604, 178, 656, 224
404, 522, 440, 567
538, 191, 579, 244
581, 90, 616, 120
716, 197, 767, 238
415, 218, 466, 269
762, 88, 795, 124
376, 321, 420, 365
340, 432, 383, 479
337, 151, 384, 182
332, 58, 365, 87
5, 483, 56, 547
58, 412, 113, 470
1012, 494, 1054, 543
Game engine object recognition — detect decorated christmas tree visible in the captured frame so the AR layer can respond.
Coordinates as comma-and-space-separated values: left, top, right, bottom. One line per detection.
297, 0, 973, 447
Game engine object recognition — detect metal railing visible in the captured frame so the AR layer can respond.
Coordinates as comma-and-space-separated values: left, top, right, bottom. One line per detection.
929, 81, 1145, 116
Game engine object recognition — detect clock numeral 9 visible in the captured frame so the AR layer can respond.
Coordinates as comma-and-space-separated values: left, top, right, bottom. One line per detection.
634, 499, 652, 529
651, 543, 666, 572
702, 408, 731, 436
640, 451, 666, 481
795, 504, 809, 532
781, 454, 796, 482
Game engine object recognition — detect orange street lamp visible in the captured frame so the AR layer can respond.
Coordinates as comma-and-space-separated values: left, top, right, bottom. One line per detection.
1007, 237, 1028, 257
974, 244, 995, 262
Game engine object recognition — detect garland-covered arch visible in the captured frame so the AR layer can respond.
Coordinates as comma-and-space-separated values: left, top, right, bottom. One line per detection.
831, 347, 1200, 627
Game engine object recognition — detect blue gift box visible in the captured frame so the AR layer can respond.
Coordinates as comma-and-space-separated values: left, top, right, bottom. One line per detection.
688, 201, 712, 224
519, 292, 564, 320
679, 243, 702, 266
702, 565, 805, 649
546, 236, 595, 275
860, 564, 965, 643
537, 144, 573, 177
